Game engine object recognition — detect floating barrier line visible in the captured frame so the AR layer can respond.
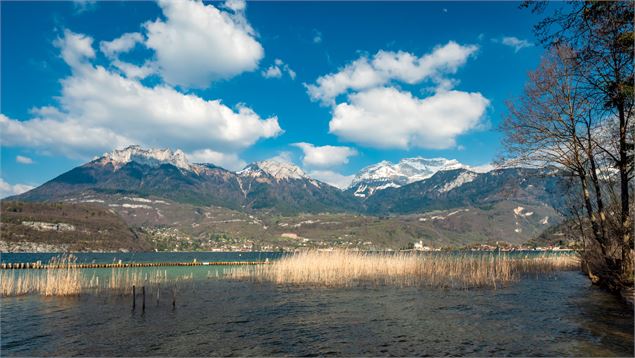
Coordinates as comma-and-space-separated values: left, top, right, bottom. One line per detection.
0, 261, 270, 270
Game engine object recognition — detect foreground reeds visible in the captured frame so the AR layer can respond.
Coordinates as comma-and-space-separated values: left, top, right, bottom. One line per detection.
228, 251, 580, 289
1, 255, 193, 297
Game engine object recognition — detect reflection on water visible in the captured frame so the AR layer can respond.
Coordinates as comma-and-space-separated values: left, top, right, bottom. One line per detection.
1, 271, 633, 356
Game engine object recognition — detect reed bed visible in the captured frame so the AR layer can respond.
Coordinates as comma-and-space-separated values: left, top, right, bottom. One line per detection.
1, 256, 193, 297
1, 255, 82, 297
228, 251, 580, 289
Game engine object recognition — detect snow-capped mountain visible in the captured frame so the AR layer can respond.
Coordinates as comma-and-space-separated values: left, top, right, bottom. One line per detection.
98, 145, 193, 171
10, 145, 564, 218
347, 157, 471, 198
238, 160, 307, 181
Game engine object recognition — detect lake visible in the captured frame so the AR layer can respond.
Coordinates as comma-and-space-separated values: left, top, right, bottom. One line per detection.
1, 253, 633, 356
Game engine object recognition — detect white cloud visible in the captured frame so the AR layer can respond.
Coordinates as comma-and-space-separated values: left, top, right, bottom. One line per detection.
0, 30, 282, 159
224, 0, 246, 12
111, 60, 156, 80
262, 66, 282, 78
99, 32, 143, 59
262, 59, 295, 80
54, 29, 95, 68
307, 170, 354, 189
329, 87, 489, 149
499, 36, 533, 52
145, 0, 264, 88
292, 142, 357, 168
99, 32, 155, 80
0, 178, 34, 199
267, 151, 294, 164
16, 155, 34, 164
186, 149, 246, 171
305, 41, 478, 104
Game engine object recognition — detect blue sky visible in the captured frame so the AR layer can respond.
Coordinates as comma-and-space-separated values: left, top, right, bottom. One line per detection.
1, 0, 546, 194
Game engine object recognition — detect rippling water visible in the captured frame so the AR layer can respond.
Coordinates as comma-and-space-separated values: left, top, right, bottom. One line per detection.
1, 269, 633, 356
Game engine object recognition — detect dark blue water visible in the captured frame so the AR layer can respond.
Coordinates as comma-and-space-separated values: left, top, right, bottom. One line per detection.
1, 270, 633, 356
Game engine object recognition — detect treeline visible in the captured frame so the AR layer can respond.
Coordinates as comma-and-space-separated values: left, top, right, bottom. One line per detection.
500, 1, 633, 293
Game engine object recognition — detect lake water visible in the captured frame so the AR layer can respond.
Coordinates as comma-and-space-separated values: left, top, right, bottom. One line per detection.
1, 253, 633, 356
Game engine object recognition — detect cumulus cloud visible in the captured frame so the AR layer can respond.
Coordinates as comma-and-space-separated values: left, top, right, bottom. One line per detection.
498, 36, 533, 52
54, 29, 95, 68
329, 87, 489, 149
262, 59, 296, 79
0, 30, 282, 159
16, 155, 34, 164
186, 149, 246, 171
307, 170, 355, 189
266, 151, 294, 164
305, 41, 478, 104
292, 142, 357, 167
99, 32, 143, 59
145, 0, 264, 88
99, 32, 155, 80
0, 178, 34, 199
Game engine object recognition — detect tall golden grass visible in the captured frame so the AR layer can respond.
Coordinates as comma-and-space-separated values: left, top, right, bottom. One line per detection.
1, 255, 81, 296
228, 251, 580, 288
1, 256, 193, 297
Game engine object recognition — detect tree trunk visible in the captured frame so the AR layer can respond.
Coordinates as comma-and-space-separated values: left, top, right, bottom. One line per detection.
585, 126, 608, 241
618, 103, 633, 284
578, 170, 608, 257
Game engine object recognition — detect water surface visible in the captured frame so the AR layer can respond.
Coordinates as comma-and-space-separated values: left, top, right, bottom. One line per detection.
1, 270, 632, 356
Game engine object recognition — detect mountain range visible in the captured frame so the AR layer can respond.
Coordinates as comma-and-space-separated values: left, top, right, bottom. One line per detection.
4, 145, 569, 251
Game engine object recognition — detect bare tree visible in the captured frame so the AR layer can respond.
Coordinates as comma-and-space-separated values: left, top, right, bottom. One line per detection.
501, 45, 628, 288
524, 0, 634, 286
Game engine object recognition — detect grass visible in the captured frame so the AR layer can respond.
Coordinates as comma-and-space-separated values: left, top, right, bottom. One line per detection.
1, 252, 580, 296
1, 255, 193, 297
228, 250, 580, 289
1, 255, 82, 296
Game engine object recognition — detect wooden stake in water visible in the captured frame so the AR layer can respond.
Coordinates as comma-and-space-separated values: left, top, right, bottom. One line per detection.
132, 285, 136, 310
156, 284, 160, 306
142, 286, 146, 311
172, 287, 176, 309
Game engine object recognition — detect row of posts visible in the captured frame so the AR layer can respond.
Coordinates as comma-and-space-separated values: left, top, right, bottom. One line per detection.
132, 284, 176, 312
1, 261, 268, 269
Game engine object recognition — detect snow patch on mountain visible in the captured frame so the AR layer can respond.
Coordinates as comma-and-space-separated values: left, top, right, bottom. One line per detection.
100, 145, 192, 171
238, 160, 307, 181
438, 171, 478, 193
350, 158, 467, 188
349, 157, 487, 197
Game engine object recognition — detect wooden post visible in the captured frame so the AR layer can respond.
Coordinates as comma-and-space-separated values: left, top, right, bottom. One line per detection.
132, 285, 136, 310
172, 287, 176, 309
142, 286, 146, 311
156, 284, 160, 306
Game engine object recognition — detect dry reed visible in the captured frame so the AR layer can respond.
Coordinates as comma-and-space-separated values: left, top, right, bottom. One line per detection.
1, 256, 193, 297
1, 255, 81, 297
228, 251, 580, 289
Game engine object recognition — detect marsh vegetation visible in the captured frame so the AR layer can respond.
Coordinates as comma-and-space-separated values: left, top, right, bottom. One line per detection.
228, 250, 579, 288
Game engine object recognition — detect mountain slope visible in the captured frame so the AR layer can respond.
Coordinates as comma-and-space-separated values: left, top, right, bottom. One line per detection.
12, 146, 359, 215
364, 167, 566, 215
0, 201, 151, 252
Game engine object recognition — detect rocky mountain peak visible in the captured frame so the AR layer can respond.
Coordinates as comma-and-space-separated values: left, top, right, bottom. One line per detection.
238, 160, 306, 180
348, 157, 472, 198
99, 145, 192, 171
